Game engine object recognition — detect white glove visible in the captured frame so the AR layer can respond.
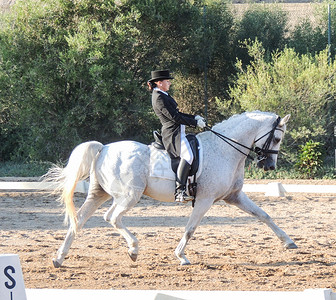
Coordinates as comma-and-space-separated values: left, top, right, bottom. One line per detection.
195, 115, 203, 121
197, 118, 206, 128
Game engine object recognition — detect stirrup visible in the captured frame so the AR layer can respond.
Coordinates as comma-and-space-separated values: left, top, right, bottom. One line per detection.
175, 190, 194, 203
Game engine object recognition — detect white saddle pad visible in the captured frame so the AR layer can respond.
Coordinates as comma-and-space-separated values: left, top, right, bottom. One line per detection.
148, 137, 203, 181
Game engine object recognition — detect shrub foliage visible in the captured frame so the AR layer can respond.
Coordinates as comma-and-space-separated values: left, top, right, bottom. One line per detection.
219, 40, 336, 165
295, 140, 324, 178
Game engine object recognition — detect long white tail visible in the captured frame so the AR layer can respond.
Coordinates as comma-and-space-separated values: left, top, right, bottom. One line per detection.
42, 141, 104, 232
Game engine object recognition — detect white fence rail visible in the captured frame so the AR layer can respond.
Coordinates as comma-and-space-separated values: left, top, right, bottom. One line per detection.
0, 180, 89, 193
0, 180, 336, 196
25, 288, 336, 300
243, 182, 336, 196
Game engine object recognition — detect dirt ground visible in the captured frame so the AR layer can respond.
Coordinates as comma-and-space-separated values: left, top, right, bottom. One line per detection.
1, 179, 336, 291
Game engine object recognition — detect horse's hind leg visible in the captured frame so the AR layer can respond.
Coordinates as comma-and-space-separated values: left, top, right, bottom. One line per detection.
228, 191, 297, 249
104, 192, 141, 262
53, 185, 111, 267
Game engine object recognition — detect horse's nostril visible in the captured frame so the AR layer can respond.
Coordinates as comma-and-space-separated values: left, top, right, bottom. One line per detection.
270, 165, 275, 171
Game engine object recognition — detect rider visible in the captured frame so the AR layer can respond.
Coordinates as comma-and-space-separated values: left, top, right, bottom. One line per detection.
148, 69, 206, 203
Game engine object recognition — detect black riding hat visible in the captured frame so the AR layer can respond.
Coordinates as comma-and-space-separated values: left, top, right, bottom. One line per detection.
148, 69, 174, 83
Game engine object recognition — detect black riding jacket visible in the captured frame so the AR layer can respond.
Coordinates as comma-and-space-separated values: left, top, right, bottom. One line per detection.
151, 89, 197, 158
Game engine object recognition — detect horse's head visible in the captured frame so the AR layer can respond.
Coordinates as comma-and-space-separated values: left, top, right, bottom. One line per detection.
254, 114, 290, 171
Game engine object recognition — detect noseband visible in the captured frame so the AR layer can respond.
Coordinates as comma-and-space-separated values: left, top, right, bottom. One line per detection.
253, 116, 283, 162
206, 116, 283, 162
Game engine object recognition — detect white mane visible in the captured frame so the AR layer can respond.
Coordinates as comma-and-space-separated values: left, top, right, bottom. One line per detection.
212, 111, 276, 133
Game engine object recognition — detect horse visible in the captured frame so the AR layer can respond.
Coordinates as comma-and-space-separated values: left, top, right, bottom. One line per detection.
44, 111, 297, 268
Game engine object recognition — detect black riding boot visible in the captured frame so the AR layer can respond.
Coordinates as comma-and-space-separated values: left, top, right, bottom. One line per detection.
175, 159, 194, 203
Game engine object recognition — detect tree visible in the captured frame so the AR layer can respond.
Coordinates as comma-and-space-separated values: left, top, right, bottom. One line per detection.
0, 0, 235, 161
234, 4, 288, 65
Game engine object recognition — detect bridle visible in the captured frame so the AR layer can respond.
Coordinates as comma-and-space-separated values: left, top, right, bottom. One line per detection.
206, 116, 284, 162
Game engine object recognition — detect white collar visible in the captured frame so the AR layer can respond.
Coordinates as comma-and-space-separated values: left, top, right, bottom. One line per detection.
154, 87, 168, 96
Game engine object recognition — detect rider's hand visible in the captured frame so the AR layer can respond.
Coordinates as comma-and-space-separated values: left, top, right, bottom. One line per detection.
197, 118, 206, 128
195, 115, 203, 121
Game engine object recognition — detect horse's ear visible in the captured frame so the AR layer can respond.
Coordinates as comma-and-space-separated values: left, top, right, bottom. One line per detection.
279, 114, 290, 127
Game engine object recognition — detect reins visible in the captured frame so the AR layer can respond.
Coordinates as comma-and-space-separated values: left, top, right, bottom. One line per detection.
205, 126, 255, 160
205, 116, 283, 162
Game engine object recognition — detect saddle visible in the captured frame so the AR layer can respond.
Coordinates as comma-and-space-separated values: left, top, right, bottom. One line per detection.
152, 131, 200, 203
152, 131, 200, 175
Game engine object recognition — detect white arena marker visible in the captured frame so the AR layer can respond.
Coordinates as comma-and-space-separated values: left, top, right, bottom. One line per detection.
265, 182, 286, 197
0, 254, 27, 300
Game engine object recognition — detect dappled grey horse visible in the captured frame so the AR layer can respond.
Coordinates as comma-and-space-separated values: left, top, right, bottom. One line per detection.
45, 111, 297, 267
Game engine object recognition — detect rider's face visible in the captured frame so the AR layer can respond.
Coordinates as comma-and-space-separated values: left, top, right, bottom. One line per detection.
158, 79, 171, 92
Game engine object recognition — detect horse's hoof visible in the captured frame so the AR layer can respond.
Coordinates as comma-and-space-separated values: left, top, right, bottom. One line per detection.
180, 258, 191, 266
52, 259, 62, 268
285, 242, 298, 249
128, 251, 138, 262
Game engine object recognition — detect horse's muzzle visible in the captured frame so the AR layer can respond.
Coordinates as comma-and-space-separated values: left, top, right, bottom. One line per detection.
257, 157, 276, 171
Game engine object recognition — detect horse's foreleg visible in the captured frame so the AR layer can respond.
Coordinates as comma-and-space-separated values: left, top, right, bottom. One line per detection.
230, 192, 297, 249
175, 200, 213, 265
105, 201, 139, 262
53, 186, 111, 268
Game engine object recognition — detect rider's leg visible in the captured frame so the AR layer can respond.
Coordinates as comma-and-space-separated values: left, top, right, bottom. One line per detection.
174, 129, 195, 203
175, 158, 194, 202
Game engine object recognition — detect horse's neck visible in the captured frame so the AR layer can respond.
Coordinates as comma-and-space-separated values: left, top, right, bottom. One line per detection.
215, 117, 262, 147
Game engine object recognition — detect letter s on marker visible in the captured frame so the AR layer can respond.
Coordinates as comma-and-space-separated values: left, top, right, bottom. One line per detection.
4, 266, 16, 289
